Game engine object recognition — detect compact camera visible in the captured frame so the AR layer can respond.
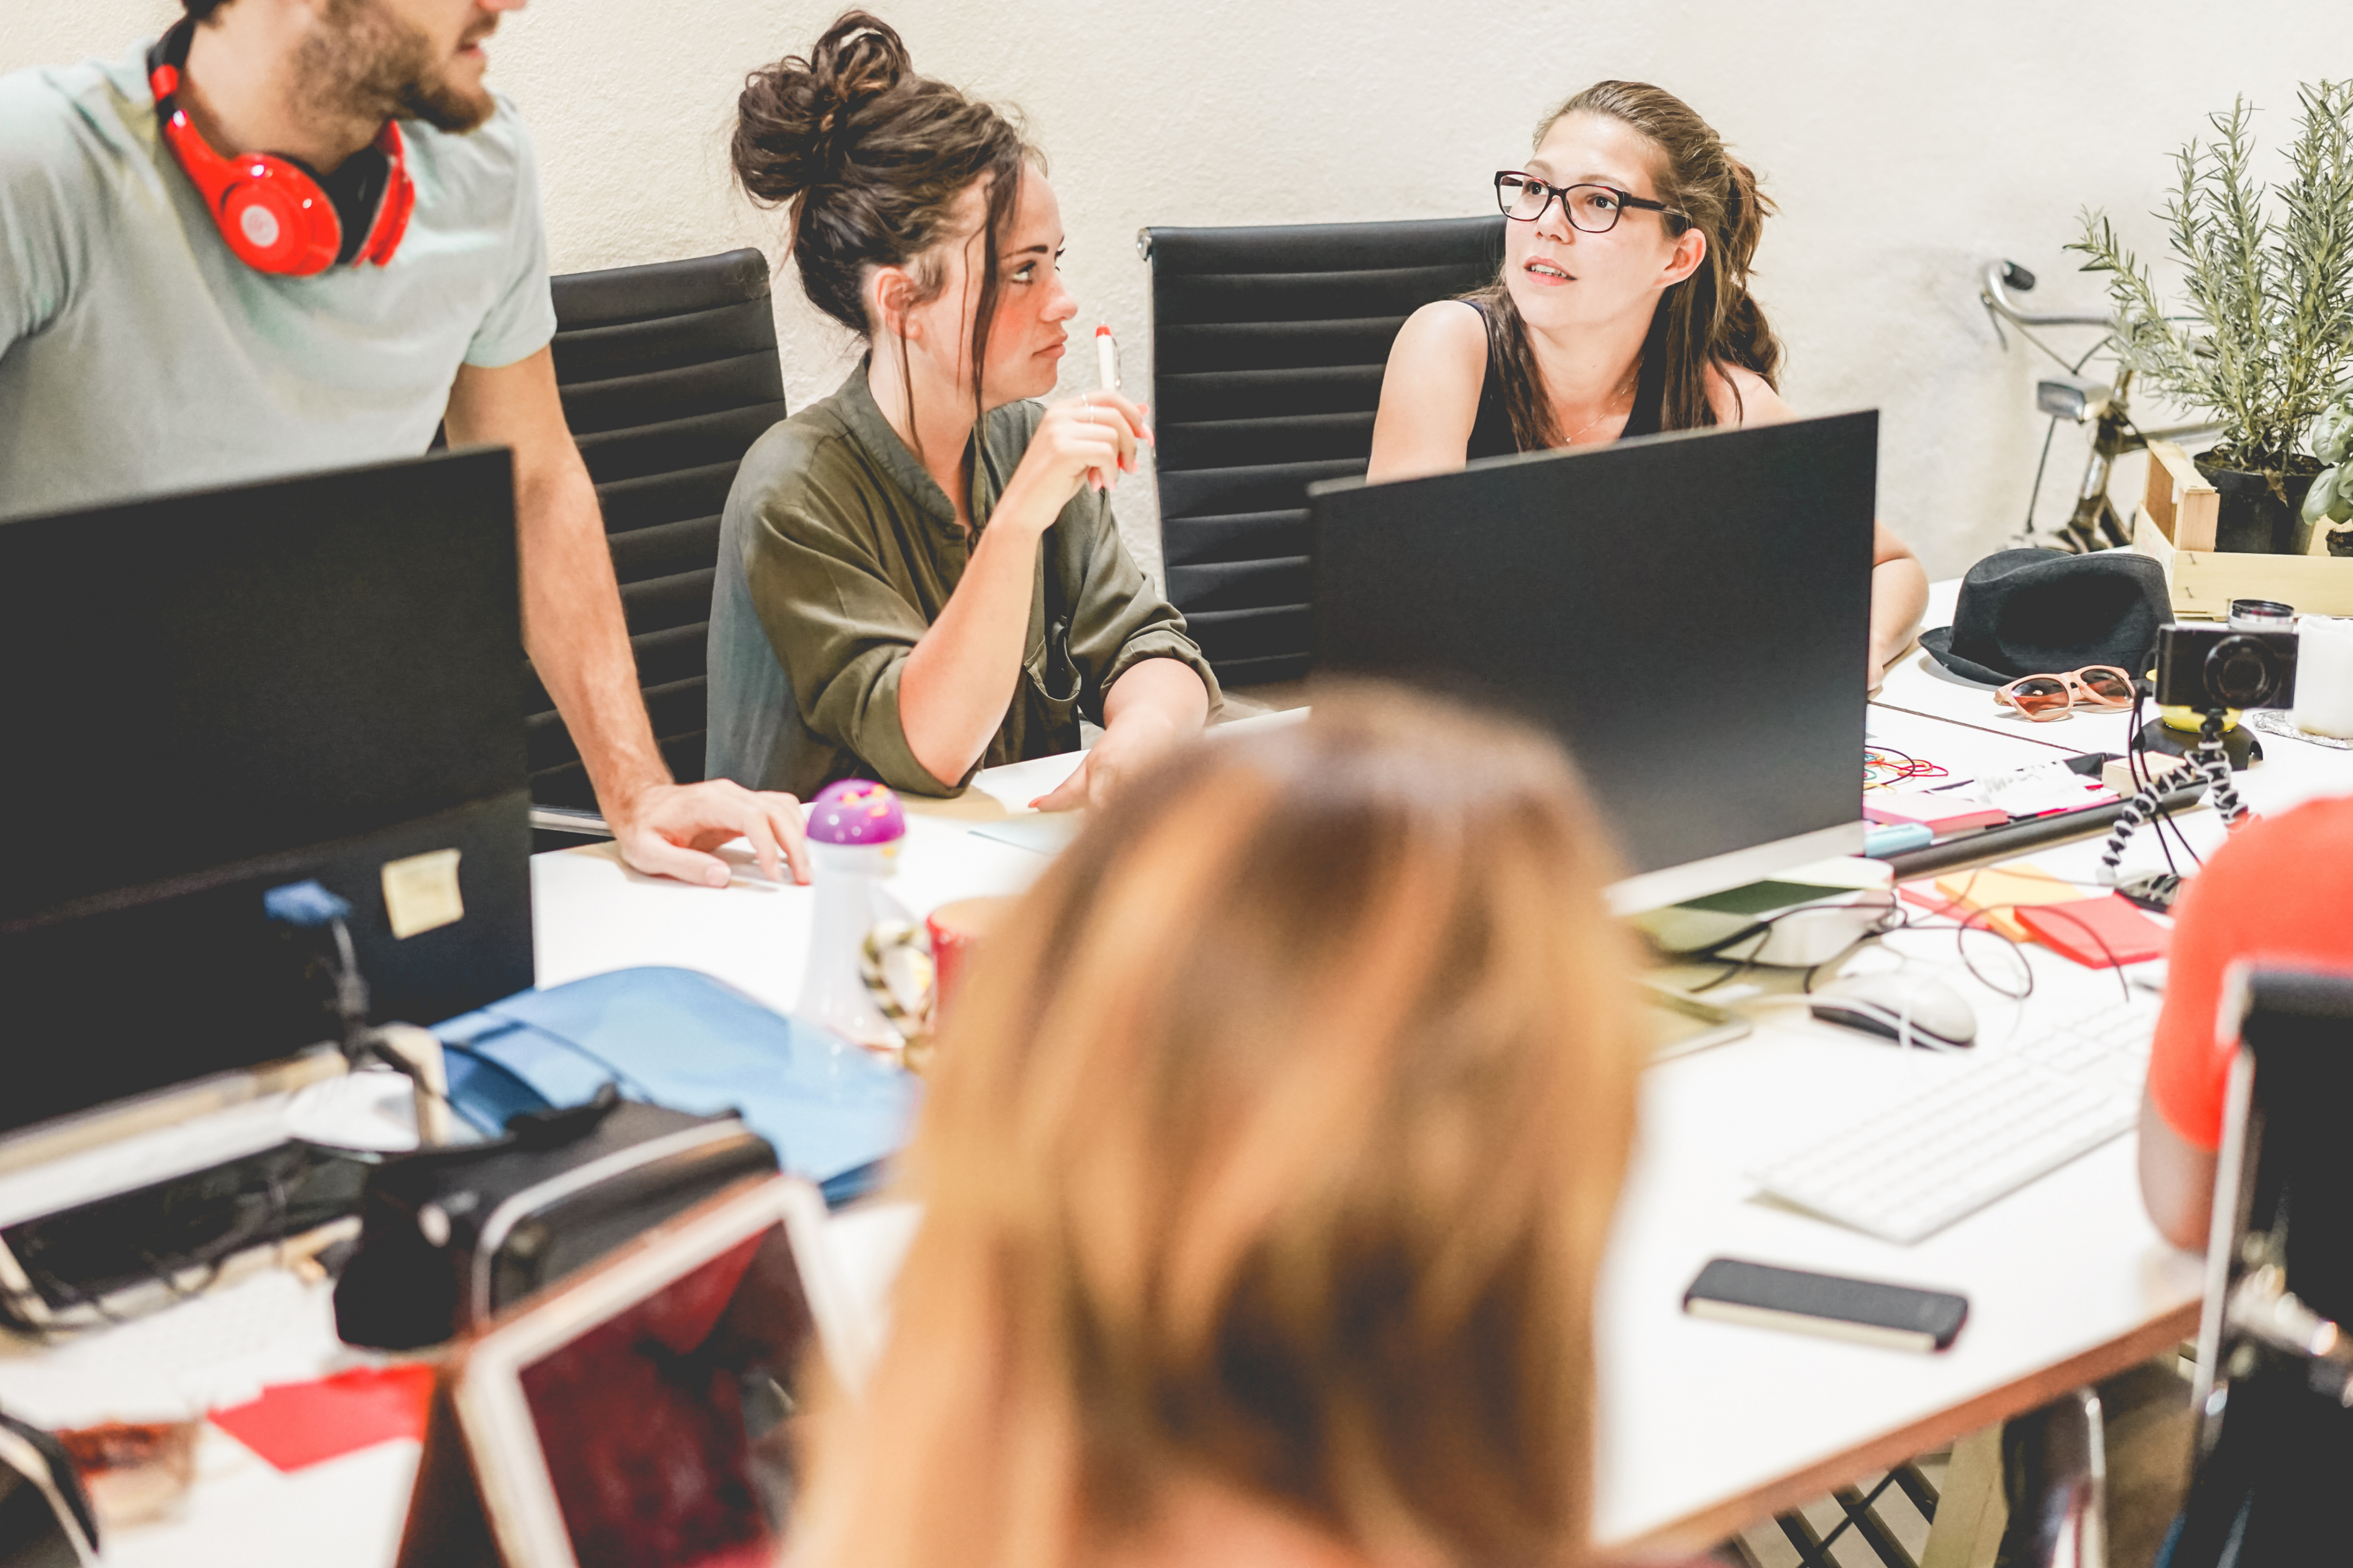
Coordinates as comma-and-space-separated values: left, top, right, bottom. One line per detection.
2154, 623, 2300, 711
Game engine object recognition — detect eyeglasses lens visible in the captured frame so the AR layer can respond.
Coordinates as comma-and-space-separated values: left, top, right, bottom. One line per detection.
1565, 186, 1622, 232
2078, 668, 2133, 704
1498, 176, 1546, 220
2008, 677, 2071, 718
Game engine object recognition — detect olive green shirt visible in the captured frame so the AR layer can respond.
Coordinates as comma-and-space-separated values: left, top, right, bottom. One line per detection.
706, 365, 1218, 798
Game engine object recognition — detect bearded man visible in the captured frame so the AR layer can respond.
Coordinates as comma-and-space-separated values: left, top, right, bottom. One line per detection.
0, 0, 810, 887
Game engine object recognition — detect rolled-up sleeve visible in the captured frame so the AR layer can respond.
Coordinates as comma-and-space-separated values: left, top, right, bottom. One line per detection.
1060, 490, 1221, 718
745, 477, 966, 796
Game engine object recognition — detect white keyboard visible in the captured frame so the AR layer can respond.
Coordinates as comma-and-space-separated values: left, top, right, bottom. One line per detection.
1750, 998, 2160, 1243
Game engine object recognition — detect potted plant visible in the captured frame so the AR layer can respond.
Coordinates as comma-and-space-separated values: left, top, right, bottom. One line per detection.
2071, 82, 2353, 554
2304, 396, 2353, 554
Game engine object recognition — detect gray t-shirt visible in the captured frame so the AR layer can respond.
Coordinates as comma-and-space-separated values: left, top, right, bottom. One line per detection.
0, 40, 557, 518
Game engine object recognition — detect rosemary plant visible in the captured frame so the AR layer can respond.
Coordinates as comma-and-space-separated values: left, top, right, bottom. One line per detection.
2070, 81, 2353, 477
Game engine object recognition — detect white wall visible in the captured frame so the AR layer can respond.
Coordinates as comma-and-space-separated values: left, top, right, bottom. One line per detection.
6, 0, 2343, 582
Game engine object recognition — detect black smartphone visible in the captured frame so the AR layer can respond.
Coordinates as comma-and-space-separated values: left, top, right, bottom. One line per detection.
1683, 1258, 1968, 1352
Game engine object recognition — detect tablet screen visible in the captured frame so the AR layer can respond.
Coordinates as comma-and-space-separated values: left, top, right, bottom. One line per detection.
513, 1222, 816, 1568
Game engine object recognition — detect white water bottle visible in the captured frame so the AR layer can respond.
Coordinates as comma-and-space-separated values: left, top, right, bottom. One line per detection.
801, 780, 914, 1053
2292, 617, 2353, 740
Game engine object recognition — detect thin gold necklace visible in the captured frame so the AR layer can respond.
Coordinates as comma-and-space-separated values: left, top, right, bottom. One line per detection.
1561, 363, 1641, 445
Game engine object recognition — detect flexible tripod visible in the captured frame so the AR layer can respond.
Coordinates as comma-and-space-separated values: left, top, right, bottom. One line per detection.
2097, 709, 2246, 885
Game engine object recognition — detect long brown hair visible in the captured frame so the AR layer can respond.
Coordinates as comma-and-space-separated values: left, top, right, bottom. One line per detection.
793, 685, 1645, 1568
732, 12, 1034, 445
1471, 80, 1783, 449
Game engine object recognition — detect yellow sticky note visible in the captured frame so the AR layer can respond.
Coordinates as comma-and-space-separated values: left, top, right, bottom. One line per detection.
1933, 863, 2079, 941
382, 848, 464, 940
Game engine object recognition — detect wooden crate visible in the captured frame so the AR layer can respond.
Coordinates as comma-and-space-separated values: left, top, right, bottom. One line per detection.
2133, 440, 2353, 617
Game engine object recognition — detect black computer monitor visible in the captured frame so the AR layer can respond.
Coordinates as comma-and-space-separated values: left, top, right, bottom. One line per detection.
1310, 411, 1877, 912
0, 449, 534, 1138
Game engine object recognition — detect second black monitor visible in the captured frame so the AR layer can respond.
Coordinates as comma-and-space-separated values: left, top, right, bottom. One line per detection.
1310, 412, 1876, 910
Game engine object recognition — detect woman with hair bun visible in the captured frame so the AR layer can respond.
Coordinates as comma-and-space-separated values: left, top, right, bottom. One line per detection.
708, 12, 1215, 805
1368, 82, 1927, 688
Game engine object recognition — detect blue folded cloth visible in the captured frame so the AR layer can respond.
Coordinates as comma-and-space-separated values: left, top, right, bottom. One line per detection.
434, 966, 919, 1185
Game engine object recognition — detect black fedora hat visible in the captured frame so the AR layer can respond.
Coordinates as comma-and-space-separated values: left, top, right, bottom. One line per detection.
1920, 549, 2172, 686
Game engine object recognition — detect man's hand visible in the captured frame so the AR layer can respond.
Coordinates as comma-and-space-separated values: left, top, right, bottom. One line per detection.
608, 779, 812, 887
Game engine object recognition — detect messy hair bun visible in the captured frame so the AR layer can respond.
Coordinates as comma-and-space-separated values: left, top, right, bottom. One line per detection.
734, 10, 1033, 362
732, 12, 910, 205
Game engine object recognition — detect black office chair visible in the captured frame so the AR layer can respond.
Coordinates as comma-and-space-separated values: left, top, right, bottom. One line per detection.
1139, 215, 1503, 688
528, 247, 789, 833
2170, 965, 2353, 1566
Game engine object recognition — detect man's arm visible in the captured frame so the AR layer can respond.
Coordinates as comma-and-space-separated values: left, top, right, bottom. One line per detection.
443, 349, 808, 885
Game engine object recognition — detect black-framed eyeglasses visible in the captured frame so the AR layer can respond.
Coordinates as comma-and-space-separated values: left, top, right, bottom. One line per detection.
1494, 171, 1674, 233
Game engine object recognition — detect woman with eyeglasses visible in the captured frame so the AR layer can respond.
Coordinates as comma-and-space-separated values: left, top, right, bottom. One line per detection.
1367, 81, 1926, 688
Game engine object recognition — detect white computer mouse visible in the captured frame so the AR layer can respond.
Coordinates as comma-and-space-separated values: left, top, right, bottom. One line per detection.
1808, 972, 1978, 1048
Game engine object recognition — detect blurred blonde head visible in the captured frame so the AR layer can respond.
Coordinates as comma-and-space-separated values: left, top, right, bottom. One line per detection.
797, 685, 1645, 1568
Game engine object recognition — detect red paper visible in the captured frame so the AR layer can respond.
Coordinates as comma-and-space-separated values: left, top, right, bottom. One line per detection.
210, 1364, 435, 1473
2014, 896, 2170, 969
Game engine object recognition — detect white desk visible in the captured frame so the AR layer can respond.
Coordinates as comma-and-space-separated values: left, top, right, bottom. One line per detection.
522, 695, 2353, 1553
1876, 580, 2353, 821
1590, 585, 2353, 1549
13, 644, 2353, 1561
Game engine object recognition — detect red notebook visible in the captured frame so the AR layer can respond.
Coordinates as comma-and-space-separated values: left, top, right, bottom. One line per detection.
2014, 896, 2169, 969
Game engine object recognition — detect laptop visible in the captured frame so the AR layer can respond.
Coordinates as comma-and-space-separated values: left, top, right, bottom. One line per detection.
400, 1175, 869, 1568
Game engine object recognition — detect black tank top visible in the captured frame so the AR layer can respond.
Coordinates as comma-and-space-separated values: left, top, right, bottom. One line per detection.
1463, 299, 1671, 460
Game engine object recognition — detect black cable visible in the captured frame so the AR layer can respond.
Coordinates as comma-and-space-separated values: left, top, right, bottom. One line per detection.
1883, 887, 2038, 1001
2196, 710, 2249, 825
1688, 955, 1759, 995
1995, 901, 2137, 1005
2134, 688, 2204, 869
1662, 897, 1901, 995
2125, 688, 2184, 878
14, 1156, 295, 1339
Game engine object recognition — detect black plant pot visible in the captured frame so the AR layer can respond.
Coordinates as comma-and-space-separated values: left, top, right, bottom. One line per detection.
2192, 454, 2320, 554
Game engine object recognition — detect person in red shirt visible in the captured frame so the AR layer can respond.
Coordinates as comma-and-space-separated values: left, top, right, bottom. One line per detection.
2140, 794, 2353, 1249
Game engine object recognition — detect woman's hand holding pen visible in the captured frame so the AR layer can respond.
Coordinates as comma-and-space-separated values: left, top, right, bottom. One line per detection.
997, 390, 1151, 528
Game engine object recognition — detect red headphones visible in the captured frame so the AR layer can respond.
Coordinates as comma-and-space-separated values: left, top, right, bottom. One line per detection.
148, 22, 414, 276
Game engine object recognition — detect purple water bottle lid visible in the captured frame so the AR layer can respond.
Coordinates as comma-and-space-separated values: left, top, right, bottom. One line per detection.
807, 779, 907, 845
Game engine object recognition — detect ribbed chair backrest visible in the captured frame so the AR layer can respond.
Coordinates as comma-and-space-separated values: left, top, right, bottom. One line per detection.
1142, 215, 1504, 687
528, 248, 789, 809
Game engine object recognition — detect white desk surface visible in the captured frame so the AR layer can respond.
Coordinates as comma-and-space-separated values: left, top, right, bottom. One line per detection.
14, 616, 2353, 1561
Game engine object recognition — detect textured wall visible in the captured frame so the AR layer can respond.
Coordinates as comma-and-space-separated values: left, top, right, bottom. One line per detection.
6, 0, 2342, 582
